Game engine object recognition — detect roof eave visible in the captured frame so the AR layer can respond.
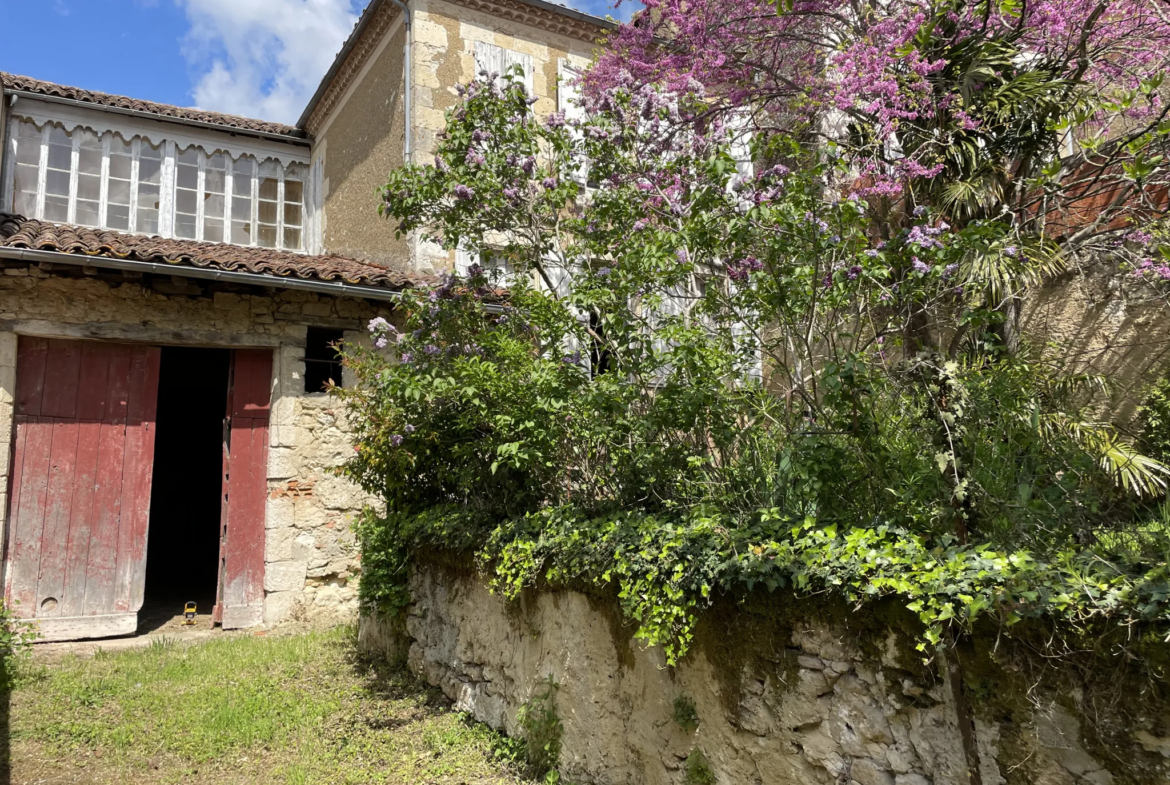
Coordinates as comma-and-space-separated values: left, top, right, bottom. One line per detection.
0, 245, 409, 302
5, 88, 310, 146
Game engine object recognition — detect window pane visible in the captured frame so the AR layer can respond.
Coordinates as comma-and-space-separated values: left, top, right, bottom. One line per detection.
231, 221, 252, 244
258, 178, 278, 201
231, 199, 251, 221
15, 136, 40, 167
45, 169, 70, 197
204, 194, 224, 219
79, 173, 101, 202
178, 147, 199, 165
258, 200, 277, 224
204, 220, 224, 244
13, 189, 36, 217
107, 204, 130, 230
47, 144, 71, 172
108, 178, 131, 206
109, 153, 131, 181
76, 201, 100, 227
13, 164, 38, 215
138, 209, 159, 234
175, 189, 197, 215
258, 223, 277, 248
282, 227, 302, 250
138, 184, 160, 209
44, 195, 68, 222
205, 168, 225, 195
283, 202, 302, 227
177, 162, 198, 190
175, 213, 197, 239
284, 179, 304, 204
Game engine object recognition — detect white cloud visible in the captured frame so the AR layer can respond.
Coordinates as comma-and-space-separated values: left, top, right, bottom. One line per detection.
179, 0, 361, 125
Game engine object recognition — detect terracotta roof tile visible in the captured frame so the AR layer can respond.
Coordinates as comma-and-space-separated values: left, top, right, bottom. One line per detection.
0, 214, 430, 293
2, 73, 305, 139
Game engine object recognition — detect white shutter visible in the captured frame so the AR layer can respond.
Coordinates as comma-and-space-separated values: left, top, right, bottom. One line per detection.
726, 109, 753, 189
474, 41, 505, 83
504, 49, 534, 93
307, 153, 325, 255
558, 59, 588, 184
455, 243, 478, 276
476, 42, 532, 92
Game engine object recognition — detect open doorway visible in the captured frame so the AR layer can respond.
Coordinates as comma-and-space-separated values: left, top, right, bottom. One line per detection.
140, 346, 231, 633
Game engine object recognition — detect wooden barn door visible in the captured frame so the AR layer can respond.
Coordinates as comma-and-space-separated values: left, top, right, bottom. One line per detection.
5, 338, 161, 641
214, 349, 272, 629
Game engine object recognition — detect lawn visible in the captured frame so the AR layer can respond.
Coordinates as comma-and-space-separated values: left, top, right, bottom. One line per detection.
1, 628, 529, 784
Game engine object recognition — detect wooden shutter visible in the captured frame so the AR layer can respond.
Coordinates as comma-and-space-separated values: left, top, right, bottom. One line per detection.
217, 348, 272, 629
5, 338, 160, 641
558, 59, 588, 183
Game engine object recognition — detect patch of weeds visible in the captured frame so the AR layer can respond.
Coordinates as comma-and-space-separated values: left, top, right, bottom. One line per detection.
673, 694, 699, 733
517, 675, 563, 780
685, 747, 716, 785
0, 600, 37, 690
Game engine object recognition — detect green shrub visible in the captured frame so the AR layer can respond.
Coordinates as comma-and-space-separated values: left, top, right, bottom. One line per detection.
684, 748, 716, 785
673, 694, 699, 733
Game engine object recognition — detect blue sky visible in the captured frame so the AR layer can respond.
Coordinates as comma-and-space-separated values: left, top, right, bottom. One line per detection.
1, 0, 627, 125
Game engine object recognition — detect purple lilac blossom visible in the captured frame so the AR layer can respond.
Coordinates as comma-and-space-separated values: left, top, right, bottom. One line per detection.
453, 184, 475, 200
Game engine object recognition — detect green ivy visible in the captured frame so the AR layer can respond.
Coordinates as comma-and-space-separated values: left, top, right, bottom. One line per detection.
359, 504, 1170, 665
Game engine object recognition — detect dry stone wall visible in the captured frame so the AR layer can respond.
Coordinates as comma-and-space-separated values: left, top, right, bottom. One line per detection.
0, 263, 386, 625
361, 564, 1170, 785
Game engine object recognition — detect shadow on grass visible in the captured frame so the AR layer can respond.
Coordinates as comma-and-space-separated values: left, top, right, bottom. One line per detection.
340, 627, 531, 779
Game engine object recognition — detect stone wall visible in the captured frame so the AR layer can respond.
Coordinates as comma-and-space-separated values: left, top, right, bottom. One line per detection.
0, 263, 389, 625
361, 564, 1170, 785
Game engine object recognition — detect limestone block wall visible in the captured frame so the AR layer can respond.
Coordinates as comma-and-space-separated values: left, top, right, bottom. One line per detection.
362, 564, 1170, 785
405, 0, 597, 273
0, 264, 389, 626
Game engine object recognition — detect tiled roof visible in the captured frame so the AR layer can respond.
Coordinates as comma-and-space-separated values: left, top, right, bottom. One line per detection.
0, 214, 429, 293
1, 73, 304, 139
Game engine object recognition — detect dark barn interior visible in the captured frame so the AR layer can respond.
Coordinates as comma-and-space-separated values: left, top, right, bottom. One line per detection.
141, 346, 231, 629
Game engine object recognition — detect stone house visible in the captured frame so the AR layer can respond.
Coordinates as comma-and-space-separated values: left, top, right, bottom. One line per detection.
0, 0, 609, 641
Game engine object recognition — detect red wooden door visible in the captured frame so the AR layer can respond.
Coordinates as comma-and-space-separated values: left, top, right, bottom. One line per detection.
5, 338, 161, 641
215, 349, 271, 629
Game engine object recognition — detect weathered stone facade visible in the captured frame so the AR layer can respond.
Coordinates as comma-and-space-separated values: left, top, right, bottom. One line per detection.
0, 262, 392, 625
361, 565, 1170, 785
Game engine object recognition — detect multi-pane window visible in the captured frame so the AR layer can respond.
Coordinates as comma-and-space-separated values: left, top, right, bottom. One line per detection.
6, 118, 307, 252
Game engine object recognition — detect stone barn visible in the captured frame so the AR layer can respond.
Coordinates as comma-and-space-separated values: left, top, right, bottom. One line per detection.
0, 0, 609, 640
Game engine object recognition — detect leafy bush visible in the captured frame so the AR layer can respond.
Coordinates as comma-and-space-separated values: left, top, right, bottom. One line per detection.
336, 56, 1170, 666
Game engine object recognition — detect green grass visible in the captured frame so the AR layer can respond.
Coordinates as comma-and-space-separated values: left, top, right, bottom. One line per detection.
6, 627, 529, 784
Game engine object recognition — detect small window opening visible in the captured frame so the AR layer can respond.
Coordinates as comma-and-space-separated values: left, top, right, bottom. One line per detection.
304, 327, 344, 392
